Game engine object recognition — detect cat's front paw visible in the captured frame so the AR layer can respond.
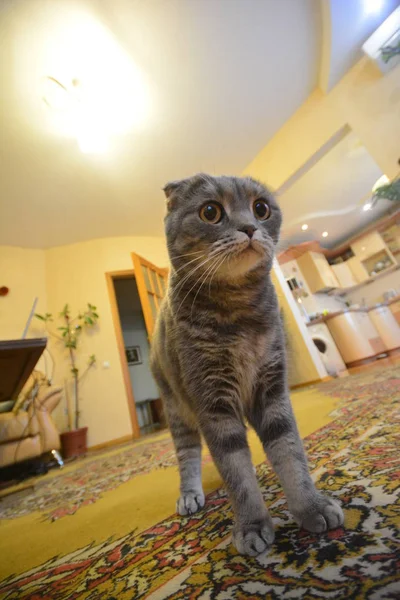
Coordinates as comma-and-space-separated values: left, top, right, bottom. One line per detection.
232, 516, 275, 557
296, 494, 344, 533
176, 490, 205, 516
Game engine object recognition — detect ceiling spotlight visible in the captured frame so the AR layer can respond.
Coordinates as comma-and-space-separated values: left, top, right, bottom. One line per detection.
301, 224, 308, 231
363, 0, 384, 16
363, 202, 373, 211
322, 231, 328, 238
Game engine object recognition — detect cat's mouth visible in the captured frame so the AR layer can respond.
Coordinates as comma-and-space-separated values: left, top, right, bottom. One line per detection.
245, 239, 265, 257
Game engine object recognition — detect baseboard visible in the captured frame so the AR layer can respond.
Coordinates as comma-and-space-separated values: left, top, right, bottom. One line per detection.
388, 347, 400, 357
290, 376, 332, 390
346, 353, 388, 369
88, 434, 134, 452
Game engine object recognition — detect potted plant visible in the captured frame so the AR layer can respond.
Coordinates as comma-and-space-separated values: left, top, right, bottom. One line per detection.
35, 303, 99, 458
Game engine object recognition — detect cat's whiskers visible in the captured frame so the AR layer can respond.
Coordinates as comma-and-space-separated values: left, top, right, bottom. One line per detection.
208, 253, 228, 298
171, 251, 224, 301
174, 250, 226, 316
169, 250, 204, 260
172, 253, 207, 275
189, 252, 227, 321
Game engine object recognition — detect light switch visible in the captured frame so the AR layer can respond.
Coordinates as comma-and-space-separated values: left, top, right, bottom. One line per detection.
103, 361, 110, 369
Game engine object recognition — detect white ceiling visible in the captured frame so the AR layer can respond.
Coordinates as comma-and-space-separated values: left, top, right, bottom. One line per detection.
320, 0, 400, 91
0, 0, 321, 248
278, 131, 393, 250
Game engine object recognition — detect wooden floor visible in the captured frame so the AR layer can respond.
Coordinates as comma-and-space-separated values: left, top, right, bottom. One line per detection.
347, 352, 400, 375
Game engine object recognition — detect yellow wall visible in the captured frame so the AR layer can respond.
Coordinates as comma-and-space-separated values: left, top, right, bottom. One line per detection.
0, 246, 47, 340
245, 88, 344, 190
45, 236, 169, 447
245, 58, 400, 187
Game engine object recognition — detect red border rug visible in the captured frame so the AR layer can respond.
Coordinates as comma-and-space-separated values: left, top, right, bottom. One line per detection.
1, 367, 399, 599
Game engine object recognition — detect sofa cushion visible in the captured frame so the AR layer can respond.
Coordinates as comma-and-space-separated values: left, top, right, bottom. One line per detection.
0, 410, 39, 444
0, 400, 15, 413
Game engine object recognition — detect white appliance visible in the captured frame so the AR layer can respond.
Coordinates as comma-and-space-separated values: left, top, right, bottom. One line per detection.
308, 323, 347, 376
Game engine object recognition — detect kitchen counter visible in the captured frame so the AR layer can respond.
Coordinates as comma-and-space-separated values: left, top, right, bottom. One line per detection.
383, 294, 400, 307
311, 310, 386, 367
306, 308, 368, 326
306, 296, 400, 327
305, 298, 400, 366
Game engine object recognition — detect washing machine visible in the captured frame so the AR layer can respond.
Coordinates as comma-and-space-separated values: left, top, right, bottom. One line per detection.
308, 322, 347, 376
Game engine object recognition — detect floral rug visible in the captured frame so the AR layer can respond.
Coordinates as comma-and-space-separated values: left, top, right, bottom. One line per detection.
0, 436, 178, 522
0, 365, 399, 599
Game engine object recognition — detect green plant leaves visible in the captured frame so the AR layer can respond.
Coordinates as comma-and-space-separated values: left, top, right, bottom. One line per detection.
59, 304, 70, 318
35, 312, 53, 322
373, 178, 400, 203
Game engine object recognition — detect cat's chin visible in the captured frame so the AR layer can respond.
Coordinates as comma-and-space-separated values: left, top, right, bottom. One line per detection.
218, 248, 264, 280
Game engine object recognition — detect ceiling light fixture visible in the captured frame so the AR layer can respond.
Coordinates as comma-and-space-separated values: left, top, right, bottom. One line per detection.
301, 224, 308, 231
38, 13, 150, 155
42, 76, 70, 110
322, 231, 328, 238
42, 76, 107, 154
363, 0, 384, 16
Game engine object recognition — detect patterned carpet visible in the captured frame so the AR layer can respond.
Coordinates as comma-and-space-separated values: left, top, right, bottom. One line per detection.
0, 365, 399, 599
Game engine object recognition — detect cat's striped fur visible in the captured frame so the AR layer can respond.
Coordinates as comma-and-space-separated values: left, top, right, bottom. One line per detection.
151, 174, 343, 556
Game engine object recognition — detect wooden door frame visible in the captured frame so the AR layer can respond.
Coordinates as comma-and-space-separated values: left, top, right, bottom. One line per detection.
105, 269, 141, 439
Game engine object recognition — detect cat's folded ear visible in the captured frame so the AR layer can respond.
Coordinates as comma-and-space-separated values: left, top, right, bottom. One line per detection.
163, 174, 210, 211
163, 179, 188, 211
163, 180, 182, 199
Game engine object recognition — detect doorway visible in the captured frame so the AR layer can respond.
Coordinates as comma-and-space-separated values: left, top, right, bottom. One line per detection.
106, 271, 166, 437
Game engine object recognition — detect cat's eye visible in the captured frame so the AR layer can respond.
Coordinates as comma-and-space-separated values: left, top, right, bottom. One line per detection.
199, 202, 223, 224
253, 199, 270, 221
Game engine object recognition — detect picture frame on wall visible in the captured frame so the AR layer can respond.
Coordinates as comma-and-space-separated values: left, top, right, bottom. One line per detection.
125, 346, 142, 365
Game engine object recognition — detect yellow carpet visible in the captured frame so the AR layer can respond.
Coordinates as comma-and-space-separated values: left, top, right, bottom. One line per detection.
0, 386, 339, 580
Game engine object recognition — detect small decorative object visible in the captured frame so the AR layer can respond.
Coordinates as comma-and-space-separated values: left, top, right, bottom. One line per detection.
380, 37, 400, 64
35, 303, 99, 458
125, 346, 142, 365
363, 7, 400, 74
0, 286, 9, 296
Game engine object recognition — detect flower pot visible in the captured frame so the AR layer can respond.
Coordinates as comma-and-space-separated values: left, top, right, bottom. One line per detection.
60, 427, 88, 459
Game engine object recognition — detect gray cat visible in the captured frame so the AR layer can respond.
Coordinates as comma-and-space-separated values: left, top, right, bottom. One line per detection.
150, 174, 343, 556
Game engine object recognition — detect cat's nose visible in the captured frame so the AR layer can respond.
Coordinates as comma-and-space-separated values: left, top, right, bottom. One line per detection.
238, 225, 257, 239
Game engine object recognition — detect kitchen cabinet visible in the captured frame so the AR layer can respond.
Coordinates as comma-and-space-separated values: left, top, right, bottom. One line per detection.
297, 251, 339, 293
346, 256, 369, 283
381, 224, 400, 263
389, 299, 400, 326
351, 232, 387, 260
331, 262, 358, 288
350, 231, 396, 278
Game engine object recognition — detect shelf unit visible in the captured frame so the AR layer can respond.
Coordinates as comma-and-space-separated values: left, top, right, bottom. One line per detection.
328, 263, 400, 296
